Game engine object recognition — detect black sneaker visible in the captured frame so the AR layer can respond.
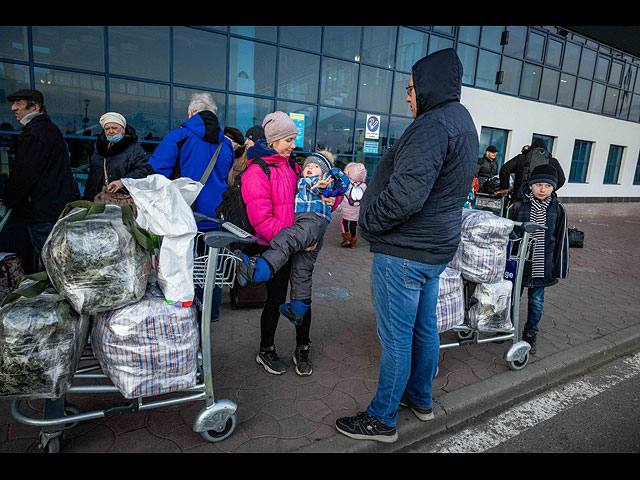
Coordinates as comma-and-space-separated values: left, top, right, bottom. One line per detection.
292, 344, 312, 376
522, 331, 537, 355
335, 412, 397, 443
399, 393, 434, 421
234, 249, 255, 287
256, 345, 286, 375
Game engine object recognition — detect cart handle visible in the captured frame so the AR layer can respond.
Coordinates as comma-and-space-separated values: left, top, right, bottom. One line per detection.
512, 220, 547, 233
193, 212, 257, 248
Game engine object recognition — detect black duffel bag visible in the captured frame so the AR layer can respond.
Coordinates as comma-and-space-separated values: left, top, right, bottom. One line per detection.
568, 228, 584, 248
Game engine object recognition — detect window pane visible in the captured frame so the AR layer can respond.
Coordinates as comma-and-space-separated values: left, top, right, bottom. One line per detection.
617, 90, 632, 119
539, 68, 560, 103
458, 26, 480, 45
526, 31, 545, 62
317, 107, 354, 155
323, 26, 361, 61
480, 26, 503, 51
173, 27, 226, 90
479, 127, 509, 167
277, 101, 317, 152
433, 26, 454, 35
278, 48, 319, 103
108, 26, 170, 81
588, 82, 605, 112
229, 26, 276, 42
229, 38, 276, 96
579, 48, 596, 78
355, 111, 388, 155
109, 78, 169, 141
279, 26, 321, 52
574, 78, 591, 109
34, 67, 106, 136
0, 61, 30, 129
609, 61, 623, 86
227, 94, 274, 136
602, 87, 620, 116
634, 152, 640, 185
362, 26, 396, 69
389, 116, 412, 146
569, 140, 591, 183
594, 55, 610, 82
563, 42, 580, 75
499, 56, 522, 95
546, 38, 563, 67
173, 87, 225, 130
629, 94, 640, 122
603, 145, 624, 184
392, 72, 411, 115
32, 26, 105, 71
320, 57, 358, 109
503, 26, 526, 57
396, 27, 428, 72
476, 49, 500, 90
428, 35, 453, 55
557, 73, 576, 107
358, 65, 392, 113
457, 43, 478, 86
519, 63, 542, 98
0, 26, 28, 61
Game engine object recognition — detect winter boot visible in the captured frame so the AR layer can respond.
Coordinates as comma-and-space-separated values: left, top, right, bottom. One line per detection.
279, 299, 309, 325
350, 236, 358, 248
341, 232, 352, 247
522, 330, 537, 355
234, 250, 271, 286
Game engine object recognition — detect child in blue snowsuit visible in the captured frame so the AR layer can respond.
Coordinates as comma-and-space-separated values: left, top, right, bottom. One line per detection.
236, 152, 350, 325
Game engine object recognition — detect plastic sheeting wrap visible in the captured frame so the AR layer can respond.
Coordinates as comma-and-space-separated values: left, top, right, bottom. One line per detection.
91, 286, 199, 400
449, 209, 514, 284
436, 267, 464, 333
467, 280, 513, 333
0, 282, 90, 399
42, 204, 152, 314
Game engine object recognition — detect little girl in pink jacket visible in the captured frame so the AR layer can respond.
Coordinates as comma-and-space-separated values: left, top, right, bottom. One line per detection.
340, 162, 367, 248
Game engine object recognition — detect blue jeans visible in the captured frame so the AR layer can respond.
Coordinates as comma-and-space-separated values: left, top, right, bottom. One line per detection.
366, 253, 446, 427
27, 221, 56, 259
522, 285, 545, 334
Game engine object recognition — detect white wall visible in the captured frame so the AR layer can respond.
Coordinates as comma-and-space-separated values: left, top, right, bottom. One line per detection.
460, 86, 640, 199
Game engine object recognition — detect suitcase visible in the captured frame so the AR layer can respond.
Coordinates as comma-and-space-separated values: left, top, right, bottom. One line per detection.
229, 280, 267, 309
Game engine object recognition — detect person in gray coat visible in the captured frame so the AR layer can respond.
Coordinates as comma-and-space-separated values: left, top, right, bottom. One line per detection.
83, 112, 150, 201
336, 48, 479, 443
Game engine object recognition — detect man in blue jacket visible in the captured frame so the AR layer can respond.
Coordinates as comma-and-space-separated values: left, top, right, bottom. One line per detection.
336, 49, 479, 443
147, 92, 234, 231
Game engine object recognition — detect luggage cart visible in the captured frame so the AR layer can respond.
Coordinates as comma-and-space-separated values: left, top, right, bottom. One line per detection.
440, 220, 546, 371
9, 214, 255, 453
475, 192, 506, 217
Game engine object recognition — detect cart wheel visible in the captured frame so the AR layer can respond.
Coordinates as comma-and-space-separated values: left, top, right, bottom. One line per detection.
200, 414, 237, 443
62, 404, 81, 430
39, 435, 61, 454
508, 350, 530, 370
456, 328, 474, 341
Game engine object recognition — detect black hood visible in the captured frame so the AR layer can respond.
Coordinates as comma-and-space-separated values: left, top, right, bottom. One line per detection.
411, 48, 462, 117
95, 124, 139, 157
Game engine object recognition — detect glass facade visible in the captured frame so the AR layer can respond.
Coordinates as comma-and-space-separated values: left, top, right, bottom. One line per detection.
1, 25, 640, 186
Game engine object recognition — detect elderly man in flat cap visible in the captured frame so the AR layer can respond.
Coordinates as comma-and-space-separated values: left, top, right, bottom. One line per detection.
3, 89, 77, 267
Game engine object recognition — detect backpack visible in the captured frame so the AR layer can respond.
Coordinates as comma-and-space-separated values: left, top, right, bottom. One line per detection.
215, 157, 299, 249
345, 181, 364, 206
522, 147, 551, 184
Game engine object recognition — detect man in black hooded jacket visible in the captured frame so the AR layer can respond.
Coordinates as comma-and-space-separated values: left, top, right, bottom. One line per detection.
335, 49, 478, 443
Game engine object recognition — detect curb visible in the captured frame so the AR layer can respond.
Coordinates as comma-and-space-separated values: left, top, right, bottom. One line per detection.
292, 323, 640, 453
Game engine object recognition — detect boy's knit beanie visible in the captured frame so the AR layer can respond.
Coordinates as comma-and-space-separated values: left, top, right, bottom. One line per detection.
262, 111, 298, 144
529, 163, 558, 189
303, 152, 333, 174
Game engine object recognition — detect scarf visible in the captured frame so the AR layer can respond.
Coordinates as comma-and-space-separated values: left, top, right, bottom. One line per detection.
526, 190, 551, 278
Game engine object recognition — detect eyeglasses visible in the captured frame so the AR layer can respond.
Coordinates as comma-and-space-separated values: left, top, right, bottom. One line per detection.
406, 84, 415, 96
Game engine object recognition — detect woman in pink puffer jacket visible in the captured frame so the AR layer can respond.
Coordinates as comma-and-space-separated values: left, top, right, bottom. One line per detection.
241, 111, 338, 378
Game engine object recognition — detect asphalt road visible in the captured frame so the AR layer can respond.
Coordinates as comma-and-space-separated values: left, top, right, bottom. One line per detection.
400, 350, 640, 453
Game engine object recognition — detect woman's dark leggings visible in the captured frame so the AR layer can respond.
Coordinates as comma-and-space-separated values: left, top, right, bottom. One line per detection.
256, 245, 312, 349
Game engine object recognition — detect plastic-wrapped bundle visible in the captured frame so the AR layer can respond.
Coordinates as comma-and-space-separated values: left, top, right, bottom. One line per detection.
91, 286, 199, 399
467, 280, 513, 333
436, 267, 464, 333
42, 203, 152, 314
0, 281, 90, 399
448, 209, 514, 283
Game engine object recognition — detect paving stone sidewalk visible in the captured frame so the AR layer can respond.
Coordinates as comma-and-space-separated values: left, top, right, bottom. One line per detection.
1, 202, 639, 453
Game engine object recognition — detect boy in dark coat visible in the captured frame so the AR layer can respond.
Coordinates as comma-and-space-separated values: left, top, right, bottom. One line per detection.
506, 163, 569, 354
